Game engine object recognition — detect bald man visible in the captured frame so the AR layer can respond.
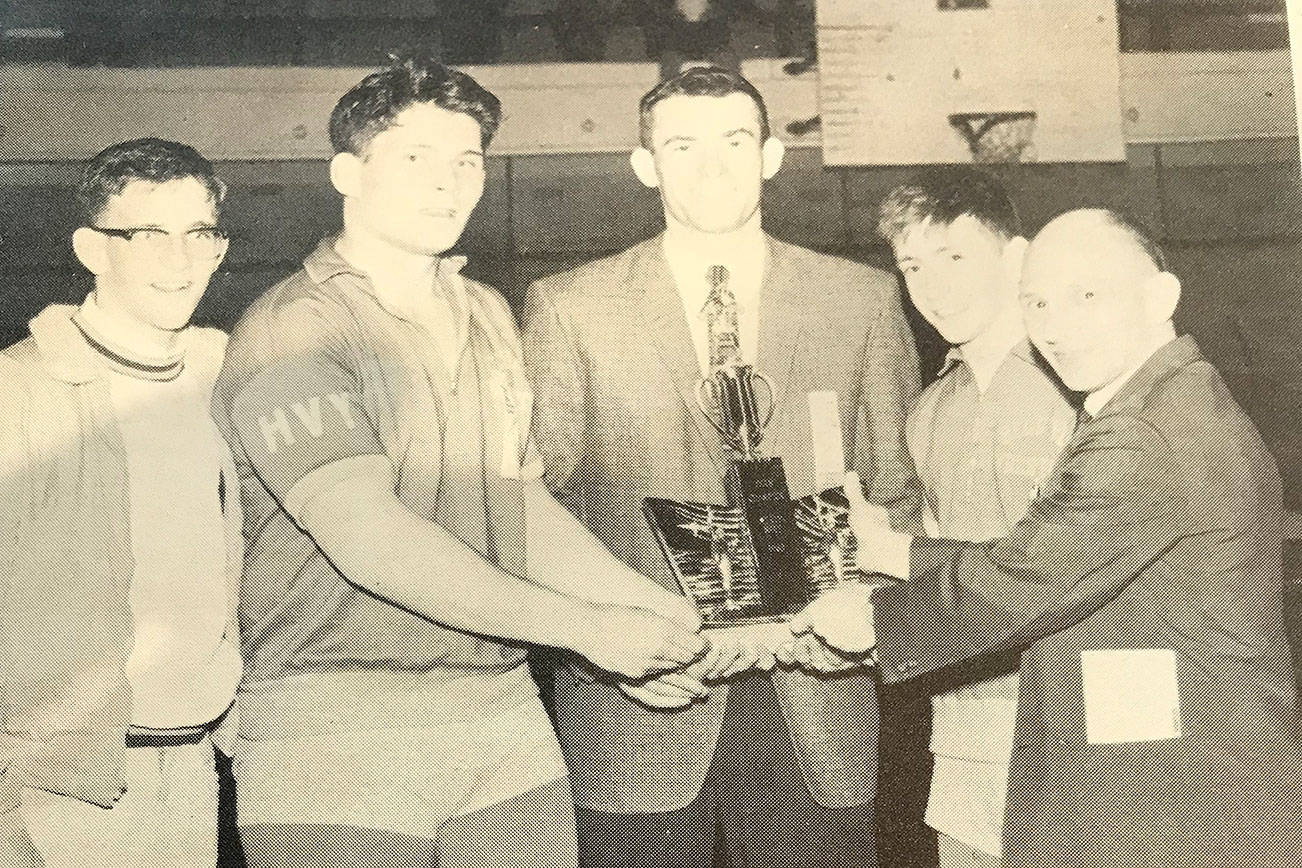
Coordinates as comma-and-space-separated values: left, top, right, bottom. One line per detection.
790, 209, 1302, 868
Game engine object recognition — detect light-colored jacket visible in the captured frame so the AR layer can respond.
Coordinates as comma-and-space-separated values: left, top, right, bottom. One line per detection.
0, 305, 241, 820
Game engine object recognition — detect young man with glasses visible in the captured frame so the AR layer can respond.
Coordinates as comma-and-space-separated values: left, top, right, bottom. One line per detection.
0, 137, 243, 867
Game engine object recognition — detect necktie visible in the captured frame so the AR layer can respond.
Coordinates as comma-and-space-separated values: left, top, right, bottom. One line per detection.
702, 265, 740, 370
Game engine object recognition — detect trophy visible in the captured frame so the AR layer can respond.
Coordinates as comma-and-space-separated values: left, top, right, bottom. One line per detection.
644, 266, 844, 626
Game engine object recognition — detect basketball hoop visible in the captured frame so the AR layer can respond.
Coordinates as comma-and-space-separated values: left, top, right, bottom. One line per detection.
948, 111, 1038, 163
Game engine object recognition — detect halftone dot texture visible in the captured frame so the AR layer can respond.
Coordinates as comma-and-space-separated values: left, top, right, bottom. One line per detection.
239, 778, 577, 867
876, 336, 1302, 868
570, 673, 879, 868
519, 237, 927, 865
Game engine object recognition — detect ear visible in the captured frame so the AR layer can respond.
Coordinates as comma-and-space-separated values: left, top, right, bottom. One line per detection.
761, 136, 785, 180
212, 234, 230, 271
630, 147, 659, 189
1142, 270, 1181, 324
329, 151, 363, 198
1000, 236, 1029, 286
72, 227, 108, 276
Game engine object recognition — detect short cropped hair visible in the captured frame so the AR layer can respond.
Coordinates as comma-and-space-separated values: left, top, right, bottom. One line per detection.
638, 65, 770, 150
1099, 209, 1168, 272
329, 54, 502, 156
877, 167, 1020, 246
77, 138, 225, 225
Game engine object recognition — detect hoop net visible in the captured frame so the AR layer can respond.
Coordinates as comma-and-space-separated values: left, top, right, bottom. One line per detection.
948, 111, 1038, 163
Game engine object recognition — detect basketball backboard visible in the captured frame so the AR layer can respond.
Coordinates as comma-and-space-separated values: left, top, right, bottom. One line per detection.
816, 0, 1126, 165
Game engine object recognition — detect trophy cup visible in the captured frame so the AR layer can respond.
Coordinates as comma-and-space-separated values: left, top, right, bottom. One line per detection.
643, 266, 889, 628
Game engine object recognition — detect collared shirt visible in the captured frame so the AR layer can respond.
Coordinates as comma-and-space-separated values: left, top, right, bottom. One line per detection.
907, 339, 1076, 857
213, 238, 542, 740
662, 230, 766, 373
336, 242, 472, 380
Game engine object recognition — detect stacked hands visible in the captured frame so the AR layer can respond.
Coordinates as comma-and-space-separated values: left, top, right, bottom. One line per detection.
592, 472, 895, 709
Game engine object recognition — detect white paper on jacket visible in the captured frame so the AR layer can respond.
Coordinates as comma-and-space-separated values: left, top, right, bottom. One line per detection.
1080, 648, 1182, 744
808, 391, 846, 491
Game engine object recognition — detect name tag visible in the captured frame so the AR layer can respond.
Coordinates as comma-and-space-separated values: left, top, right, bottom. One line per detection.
808, 391, 845, 491
1081, 649, 1182, 744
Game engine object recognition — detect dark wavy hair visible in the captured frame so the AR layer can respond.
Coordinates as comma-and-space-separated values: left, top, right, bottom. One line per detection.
877, 166, 1021, 245
78, 138, 225, 225
638, 65, 770, 150
329, 54, 502, 156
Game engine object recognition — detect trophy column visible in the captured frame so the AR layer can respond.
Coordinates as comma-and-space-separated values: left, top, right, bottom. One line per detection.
644, 265, 829, 627
723, 455, 805, 618
697, 279, 808, 621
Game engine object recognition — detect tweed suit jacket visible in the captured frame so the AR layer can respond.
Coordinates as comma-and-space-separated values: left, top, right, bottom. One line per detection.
873, 336, 1302, 868
522, 234, 924, 812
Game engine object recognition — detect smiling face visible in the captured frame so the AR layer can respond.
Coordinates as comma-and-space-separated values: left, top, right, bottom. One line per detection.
80, 176, 225, 333
892, 214, 1019, 347
635, 92, 779, 235
1019, 212, 1174, 394
334, 101, 486, 257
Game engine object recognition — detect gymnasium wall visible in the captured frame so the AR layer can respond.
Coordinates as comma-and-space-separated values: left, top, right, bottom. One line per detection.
3, 137, 1299, 500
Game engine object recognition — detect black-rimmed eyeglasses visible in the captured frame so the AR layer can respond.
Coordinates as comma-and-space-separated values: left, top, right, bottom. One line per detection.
88, 225, 228, 260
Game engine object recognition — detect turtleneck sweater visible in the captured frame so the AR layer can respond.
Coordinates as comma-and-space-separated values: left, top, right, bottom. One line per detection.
75, 297, 241, 729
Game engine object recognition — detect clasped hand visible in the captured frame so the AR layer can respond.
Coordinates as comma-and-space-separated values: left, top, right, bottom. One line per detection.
617, 626, 777, 709
776, 471, 892, 672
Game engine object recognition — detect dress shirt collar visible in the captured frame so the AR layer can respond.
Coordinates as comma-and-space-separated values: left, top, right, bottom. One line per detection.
661, 223, 767, 314
940, 314, 1029, 394
938, 336, 1037, 392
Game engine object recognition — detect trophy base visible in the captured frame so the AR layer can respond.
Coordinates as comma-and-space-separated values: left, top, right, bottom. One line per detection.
644, 478, 890, 629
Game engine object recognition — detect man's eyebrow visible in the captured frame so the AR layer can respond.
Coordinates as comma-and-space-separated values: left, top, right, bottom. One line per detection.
659, 135, 696, 147
723, 128, 757, 138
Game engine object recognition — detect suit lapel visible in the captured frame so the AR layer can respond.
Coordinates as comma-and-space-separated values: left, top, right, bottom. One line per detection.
755, 237, 809, 437
633, 239, 726, 479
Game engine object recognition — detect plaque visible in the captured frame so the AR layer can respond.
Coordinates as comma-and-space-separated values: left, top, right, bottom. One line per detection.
644, 360, 880, 627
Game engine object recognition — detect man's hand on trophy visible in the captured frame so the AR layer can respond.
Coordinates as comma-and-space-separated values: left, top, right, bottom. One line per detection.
581, 605, 709, 680
843, 470, 890, 536
618, 671, 709, 710
648, 588, 705, 634
788, 581, 877, 655
843, 471, 913, 580
774, 633, 870, 674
